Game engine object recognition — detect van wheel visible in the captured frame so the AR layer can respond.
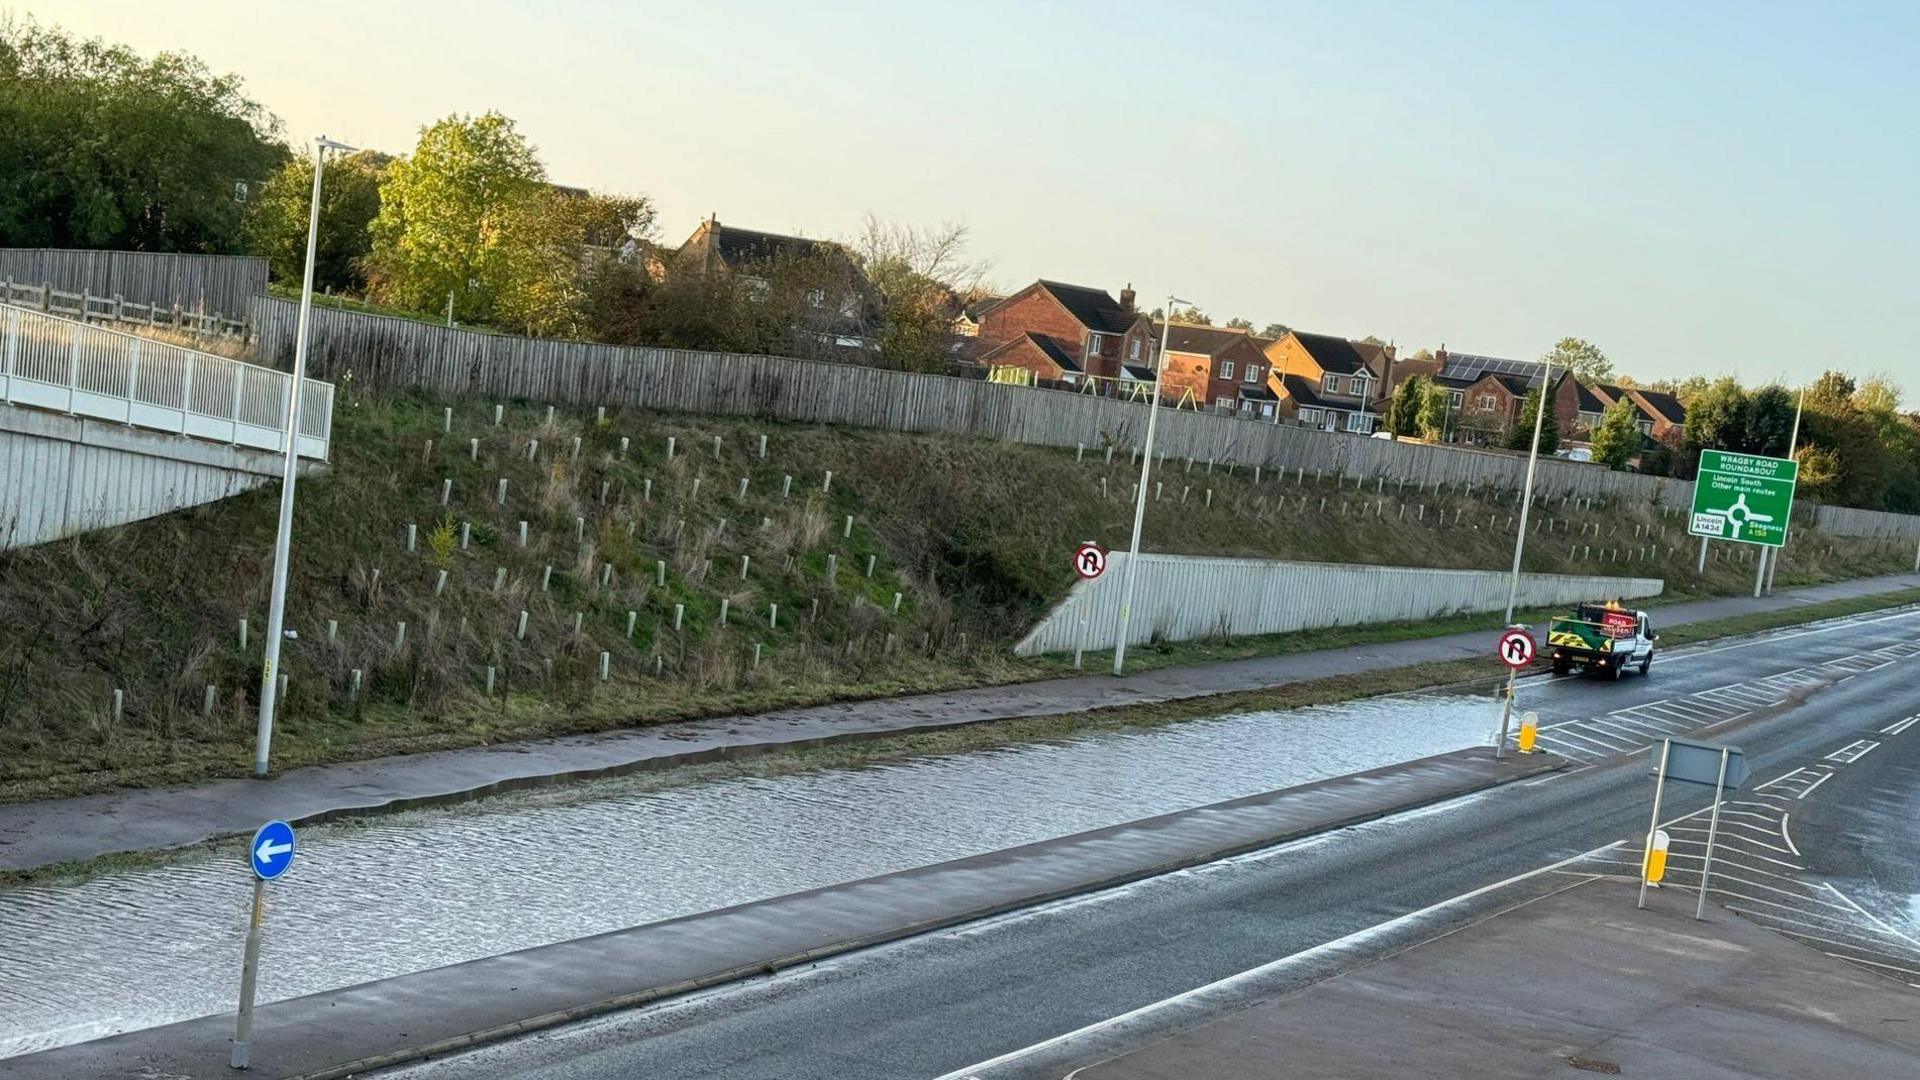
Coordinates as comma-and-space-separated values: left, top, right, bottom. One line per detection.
1610, 661, 1625, 681
1640, 653, 1652, 676
1552, 659, 1571, 676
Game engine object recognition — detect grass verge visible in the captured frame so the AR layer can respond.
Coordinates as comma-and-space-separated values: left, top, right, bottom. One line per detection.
11, 587, 1917, 888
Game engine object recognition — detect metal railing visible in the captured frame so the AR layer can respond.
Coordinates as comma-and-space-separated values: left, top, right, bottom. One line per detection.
0, 302, 331, 460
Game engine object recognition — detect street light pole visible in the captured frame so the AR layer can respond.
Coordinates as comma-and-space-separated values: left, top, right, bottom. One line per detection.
1113, 297, 1186, 676
1766, 384, 1807, 594
253, 135, 355, 777
1502, 360, 1554, 626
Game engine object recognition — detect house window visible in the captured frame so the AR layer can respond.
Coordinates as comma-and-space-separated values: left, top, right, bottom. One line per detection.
744, 276, 771, 302
1244, 365, 1261, 384
1637, 419, 1654, 435
1448, 390, 1465, 407
1129, 338, 1141, 360
1220, 360, 1236, 380
839, 293, 859, 318
1299, 408, 1322, 425
1214, 396, 1234, 412
1262, 402, 1275, 419
1087, 333, 1104, 356
1475, 392, 1498, 410
1350, 376, 1371, 396
1578, 411, 1601, 429
1321, 373, 1340, 394
807, 288, 826, 308
1346, 412, 1376, 433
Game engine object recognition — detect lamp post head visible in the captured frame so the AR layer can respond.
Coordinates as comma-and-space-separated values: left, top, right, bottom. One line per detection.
315, 136, 358, 155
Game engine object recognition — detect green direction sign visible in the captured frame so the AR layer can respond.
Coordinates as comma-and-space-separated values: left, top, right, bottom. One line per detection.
1688, 449, 1797, 548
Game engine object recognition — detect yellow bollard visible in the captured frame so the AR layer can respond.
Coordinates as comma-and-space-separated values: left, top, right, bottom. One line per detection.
1642, 829, 1671, 884
1518, 711, 1539, 754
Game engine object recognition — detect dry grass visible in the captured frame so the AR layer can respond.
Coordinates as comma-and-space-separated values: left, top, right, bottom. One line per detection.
0, 391, 1909, 802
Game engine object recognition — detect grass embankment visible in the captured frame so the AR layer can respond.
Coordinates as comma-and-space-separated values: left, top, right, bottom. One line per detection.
1, 391, 1911, 803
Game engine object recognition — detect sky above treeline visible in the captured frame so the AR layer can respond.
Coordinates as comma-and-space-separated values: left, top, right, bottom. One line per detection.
41, 1, 1920, 397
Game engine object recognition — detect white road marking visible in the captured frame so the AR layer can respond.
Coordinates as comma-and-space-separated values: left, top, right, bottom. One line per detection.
1824, 740, 1881, 764
1879, 715, 1920, 736
1797, 771, 1834, 799
1780, 813, 1799, 856
929, 844, 1623, 1080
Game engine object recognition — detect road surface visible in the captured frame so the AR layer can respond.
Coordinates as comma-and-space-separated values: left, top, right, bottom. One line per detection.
377, 606, 1920, 1079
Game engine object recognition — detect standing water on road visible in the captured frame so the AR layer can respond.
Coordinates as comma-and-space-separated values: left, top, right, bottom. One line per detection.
0, 692, 1499, 1057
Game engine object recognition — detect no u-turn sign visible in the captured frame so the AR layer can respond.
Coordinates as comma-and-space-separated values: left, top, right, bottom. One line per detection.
1074, 542, 1107, 580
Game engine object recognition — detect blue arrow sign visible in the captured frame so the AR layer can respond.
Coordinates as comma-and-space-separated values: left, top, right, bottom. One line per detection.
249, 820, 297, 881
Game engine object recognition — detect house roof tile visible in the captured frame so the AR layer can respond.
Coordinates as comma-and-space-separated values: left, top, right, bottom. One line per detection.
1036, 280, 1139, 334
1287, 331, 1376, 375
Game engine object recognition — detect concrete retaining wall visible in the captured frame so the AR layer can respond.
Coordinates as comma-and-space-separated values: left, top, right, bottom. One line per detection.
1015, 553, 1665, 656
0, 405, 296, 550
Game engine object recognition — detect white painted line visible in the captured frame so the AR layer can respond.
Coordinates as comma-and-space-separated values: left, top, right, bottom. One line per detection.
1824, 884, 1920, 952
1824, 740, 1880, 764
1730, 911, 1920, 955
1780, 813, 1799, 857
1879, 715, 1920, 736
1735, 907, 1920, 949
1602, 712, 1680, 736
1822, 953, 1920, 980
1663, 828, 1800, 858
1756, 767, 1809, 791
1798, 771, 1834, 800
1733, 906, 1920, 948
929, 844, 1623, 1080
1583, 717, 1657, 745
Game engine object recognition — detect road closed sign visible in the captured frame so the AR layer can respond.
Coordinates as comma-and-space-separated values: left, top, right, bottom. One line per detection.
1073, 542, 1107, 580
1688, 449, 1796, 548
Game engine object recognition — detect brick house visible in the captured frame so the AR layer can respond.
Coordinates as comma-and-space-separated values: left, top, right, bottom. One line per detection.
974, 280, 1157, 391
1577, 383, 1687, 444
1153, 323, 1277, 418
672, 214, 881, 350
1264, 331, 1391, 433
975, 332, 1087, 388
1407, 350, 1571, 444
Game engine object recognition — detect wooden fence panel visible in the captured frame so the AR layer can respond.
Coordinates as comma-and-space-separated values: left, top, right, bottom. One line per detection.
0, 249, 267, 321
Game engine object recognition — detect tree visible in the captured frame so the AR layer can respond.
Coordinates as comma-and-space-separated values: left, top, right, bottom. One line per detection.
1170, 306, 1210, 325
489, 190, 653, 337
245, 150, 386, 292
366, 112, 546, 321
1505, 387, 1559, 455
0, 16, 286, 251
1684, 377, 1747, 452
1590, 398, 1641, 470
1388, 375, 1429, 438
1417, 381, 1452, 441
1740, 384, 1796, 456
854, 214, 989, 373
1543, 337, 1612, 383
1260, 322, 1289, 340
1225, 317, 1253, 331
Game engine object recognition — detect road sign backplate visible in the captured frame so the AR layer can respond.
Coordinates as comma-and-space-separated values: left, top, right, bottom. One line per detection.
1688, 450, 1797, 549
1649, 737, 1749, 791
1497, 628, 1536, 669
249, 820, 297, 881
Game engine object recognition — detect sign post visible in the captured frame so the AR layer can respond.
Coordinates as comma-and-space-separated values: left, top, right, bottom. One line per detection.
232, 820, 297, 1070
1688, 450, 1797, 598
1638, 738, 1748, 916
1493, 627, 1535, 761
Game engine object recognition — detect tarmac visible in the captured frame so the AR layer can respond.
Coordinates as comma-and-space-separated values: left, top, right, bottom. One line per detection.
1077, 875, 1920, 1080
0, 748, 1558, 1080
2, 571, 1915, 872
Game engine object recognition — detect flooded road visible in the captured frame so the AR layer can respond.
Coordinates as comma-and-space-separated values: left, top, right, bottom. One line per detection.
0, 693, 1501, 1057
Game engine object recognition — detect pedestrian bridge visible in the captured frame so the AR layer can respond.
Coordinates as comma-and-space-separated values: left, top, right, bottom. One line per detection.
0, 303, 333, 550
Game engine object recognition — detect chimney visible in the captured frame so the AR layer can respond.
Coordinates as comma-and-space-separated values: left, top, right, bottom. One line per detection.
1119, 283, 1136, 314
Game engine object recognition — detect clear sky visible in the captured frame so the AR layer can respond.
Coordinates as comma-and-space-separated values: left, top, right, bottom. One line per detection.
35, 0, 1920, 395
